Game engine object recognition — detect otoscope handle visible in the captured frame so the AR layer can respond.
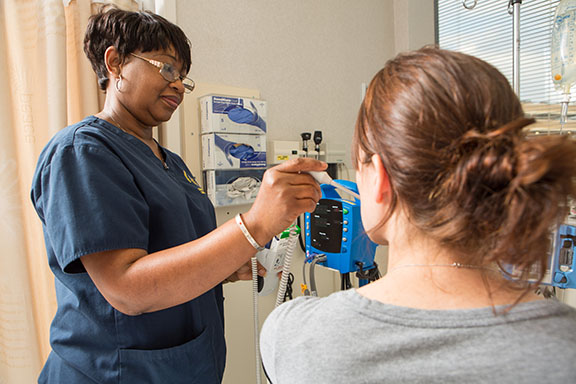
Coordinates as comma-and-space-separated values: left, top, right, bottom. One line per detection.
306, 171, 360, 200
307, 171, 333, 185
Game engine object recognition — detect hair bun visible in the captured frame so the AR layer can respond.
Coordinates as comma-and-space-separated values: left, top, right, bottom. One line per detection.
441, 118, 535, 200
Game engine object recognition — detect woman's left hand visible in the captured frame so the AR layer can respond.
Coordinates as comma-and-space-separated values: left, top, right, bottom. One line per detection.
224, 260, 266, 283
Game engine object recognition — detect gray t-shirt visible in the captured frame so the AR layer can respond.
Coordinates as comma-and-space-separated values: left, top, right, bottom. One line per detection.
260, 289, 576, 383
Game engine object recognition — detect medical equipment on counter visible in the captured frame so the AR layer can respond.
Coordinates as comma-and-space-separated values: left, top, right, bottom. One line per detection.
251, 224, 300, 384
268, 139, 328, 164
303, 175, 379, 295
301, 132, 311, 157
313, 130, 323, 159
552, 0, 576, 129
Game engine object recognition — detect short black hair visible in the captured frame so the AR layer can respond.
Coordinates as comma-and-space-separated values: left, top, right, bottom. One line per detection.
84, 5, 192, 91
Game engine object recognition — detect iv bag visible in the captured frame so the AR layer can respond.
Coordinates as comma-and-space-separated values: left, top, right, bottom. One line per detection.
551, 0, 576, 94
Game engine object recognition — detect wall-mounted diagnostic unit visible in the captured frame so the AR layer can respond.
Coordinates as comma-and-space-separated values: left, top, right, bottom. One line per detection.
304, 180, 378, 280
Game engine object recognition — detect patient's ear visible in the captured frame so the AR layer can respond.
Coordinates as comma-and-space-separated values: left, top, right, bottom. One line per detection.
371, 154, 390, 204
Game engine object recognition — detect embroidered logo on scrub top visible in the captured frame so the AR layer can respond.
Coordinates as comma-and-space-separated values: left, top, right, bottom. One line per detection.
184, 170, 205, 194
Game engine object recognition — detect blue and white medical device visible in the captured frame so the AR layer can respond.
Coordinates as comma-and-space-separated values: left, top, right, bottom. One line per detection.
304, 176, 378, 286
508, 218, 576, 290
543, 224, 576, 289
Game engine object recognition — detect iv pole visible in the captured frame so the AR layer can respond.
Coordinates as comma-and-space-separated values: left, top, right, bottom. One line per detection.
463, 0, 522, 95
511, 0, 522, 95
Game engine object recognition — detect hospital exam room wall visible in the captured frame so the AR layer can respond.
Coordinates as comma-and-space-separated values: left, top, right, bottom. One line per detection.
175, 1, 434, 383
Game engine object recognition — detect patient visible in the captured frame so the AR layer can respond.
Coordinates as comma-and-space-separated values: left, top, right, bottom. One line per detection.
260, 47, 576, 383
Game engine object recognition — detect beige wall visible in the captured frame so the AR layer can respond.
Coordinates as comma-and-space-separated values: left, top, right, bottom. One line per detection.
177, 0, 398, 171
173, 1, 435, 383
393, 0, 437, 52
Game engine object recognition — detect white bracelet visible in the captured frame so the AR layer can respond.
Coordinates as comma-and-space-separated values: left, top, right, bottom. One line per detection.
235, 213, 265, 252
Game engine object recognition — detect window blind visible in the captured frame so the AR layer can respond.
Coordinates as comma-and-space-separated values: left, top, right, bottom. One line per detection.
436, 0, 573, 133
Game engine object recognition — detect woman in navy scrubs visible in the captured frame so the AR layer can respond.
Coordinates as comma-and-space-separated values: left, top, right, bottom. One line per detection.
30, 6, 325, 383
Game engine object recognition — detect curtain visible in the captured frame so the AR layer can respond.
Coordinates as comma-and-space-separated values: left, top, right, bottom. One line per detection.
0, 0, 137, 382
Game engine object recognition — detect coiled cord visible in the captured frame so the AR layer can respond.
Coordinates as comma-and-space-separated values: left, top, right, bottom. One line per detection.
275, 225, 298, 307
251, 256, 262, 384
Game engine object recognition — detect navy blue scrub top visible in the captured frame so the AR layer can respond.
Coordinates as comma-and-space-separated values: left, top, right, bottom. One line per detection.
31, 116, 226, 383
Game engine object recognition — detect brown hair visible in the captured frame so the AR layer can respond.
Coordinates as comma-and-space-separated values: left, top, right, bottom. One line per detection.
353, 47, 576, 283
84, 5, 191, 91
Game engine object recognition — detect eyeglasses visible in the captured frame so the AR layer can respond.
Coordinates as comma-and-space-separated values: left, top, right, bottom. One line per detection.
130, 53, 195, 94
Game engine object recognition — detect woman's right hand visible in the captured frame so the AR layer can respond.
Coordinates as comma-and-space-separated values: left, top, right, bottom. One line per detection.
242, 158, 327, 246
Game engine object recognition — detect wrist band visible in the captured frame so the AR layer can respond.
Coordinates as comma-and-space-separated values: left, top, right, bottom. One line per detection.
235, 213, 265, 252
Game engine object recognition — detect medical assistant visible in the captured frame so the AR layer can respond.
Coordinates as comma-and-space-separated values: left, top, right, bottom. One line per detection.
31, 116, 226, 383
